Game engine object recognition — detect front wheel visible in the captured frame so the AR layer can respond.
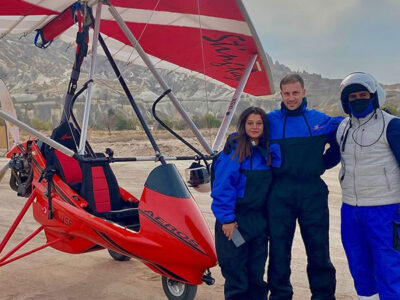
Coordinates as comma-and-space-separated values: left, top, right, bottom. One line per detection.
107, 249, 131, 261
161, 276, 197, 300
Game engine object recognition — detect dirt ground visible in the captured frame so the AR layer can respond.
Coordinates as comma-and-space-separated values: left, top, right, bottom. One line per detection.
0, 133, 358, 299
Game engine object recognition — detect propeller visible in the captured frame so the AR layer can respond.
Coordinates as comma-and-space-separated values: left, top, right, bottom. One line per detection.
0, 162, 9, 182
0, 79, 20, 183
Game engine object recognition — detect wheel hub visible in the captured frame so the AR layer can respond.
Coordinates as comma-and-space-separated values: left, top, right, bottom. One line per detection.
167, 279, 185, 296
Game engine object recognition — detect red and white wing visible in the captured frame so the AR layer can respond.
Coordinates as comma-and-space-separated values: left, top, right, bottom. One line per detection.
0, 0, 274, 96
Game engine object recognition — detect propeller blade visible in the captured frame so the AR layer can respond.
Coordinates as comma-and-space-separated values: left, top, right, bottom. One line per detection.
0, 79, 20, 145
0, 161, 9, 183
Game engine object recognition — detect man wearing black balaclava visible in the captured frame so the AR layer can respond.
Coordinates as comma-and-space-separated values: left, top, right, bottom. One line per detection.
337, 72, 400, 300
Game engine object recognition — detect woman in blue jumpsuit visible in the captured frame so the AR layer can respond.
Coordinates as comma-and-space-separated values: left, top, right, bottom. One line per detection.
211, 107, 280, 300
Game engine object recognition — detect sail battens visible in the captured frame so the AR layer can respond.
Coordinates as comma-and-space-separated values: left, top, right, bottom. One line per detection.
100, 8, 251, 36
107, 0, 245, 21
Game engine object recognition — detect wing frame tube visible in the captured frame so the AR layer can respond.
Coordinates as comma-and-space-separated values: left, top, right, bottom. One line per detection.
0, 111, 74, 157
34, 4, 77, 48
106, 2, 213, 155
212, 54, 257, 152
97, 33, 166, 165
77, 2, 102, 155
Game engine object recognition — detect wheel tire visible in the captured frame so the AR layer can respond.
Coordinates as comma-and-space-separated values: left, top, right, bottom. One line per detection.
107, 249, 131, 261
161, 276, 197, 300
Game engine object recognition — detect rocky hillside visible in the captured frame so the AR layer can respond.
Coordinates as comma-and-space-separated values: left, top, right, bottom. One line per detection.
0, 34, 398, 128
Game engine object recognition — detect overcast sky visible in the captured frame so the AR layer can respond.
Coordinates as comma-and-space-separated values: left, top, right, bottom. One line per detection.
243, 0, 400, 85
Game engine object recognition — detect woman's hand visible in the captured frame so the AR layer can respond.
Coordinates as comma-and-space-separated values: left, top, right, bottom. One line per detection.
222, 221, 238, 240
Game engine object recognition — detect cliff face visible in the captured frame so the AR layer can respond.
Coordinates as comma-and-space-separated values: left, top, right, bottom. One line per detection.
0, 34, 398, 127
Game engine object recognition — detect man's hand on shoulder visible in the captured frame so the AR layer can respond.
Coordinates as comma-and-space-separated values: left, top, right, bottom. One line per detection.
223, 133, 238, 154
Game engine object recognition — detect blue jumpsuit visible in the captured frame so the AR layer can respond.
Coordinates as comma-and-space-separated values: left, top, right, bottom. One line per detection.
267, 98, 343, 300
212, 143, 280, 300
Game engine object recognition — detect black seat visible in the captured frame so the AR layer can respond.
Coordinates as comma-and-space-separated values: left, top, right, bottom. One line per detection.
79, 159, 138, 223
46, 122, 138, 227
44, 121, 82, 191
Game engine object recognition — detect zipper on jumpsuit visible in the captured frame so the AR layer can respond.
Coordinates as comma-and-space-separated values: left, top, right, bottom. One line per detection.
353, 118, 359, 206
353, 113, 376, 206
281, 112, 312, 139
282, 114, 288, 139
339, 119, 352, 183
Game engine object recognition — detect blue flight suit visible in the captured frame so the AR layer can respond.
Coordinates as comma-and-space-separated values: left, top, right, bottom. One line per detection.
212, 143, 280, 300
267, 98, 343, 300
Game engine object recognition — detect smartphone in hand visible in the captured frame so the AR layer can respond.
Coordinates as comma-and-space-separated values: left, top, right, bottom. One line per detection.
232, 227, 245, 247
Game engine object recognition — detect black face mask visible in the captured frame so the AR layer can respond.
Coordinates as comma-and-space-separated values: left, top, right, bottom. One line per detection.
349, 98, 374, 118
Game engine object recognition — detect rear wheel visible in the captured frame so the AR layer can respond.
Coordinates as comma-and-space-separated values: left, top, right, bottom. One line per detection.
107, 249, 131, 261
161, 276, 197, 300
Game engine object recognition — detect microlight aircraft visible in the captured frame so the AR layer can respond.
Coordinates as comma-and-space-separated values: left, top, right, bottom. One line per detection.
0, 1, 274, 299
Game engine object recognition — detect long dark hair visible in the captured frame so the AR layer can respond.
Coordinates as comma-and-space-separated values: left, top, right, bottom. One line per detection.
233, 107, 270, 164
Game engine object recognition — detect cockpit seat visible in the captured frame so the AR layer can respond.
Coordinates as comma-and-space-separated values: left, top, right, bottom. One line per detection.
45, 121, 138, 226
44, 121, 82, 192
79, 160, 138, 223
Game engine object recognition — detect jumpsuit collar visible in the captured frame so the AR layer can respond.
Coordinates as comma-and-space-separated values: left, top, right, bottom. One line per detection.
280, 98, 312, 138
281, 97, 308, 117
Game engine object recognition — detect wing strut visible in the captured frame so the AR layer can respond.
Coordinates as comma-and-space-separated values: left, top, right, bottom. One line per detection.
0, 111, 74, 157
77, 2, 102, 155
212, 54, 257, 152
107, 3, 213, 155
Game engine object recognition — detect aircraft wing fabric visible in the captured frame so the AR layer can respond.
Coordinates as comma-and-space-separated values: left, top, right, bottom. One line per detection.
0, 0, 274, 96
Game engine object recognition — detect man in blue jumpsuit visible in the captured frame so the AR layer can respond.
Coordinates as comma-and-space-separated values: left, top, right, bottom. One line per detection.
267, 74, 342, 300
337, 72, 400, 300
